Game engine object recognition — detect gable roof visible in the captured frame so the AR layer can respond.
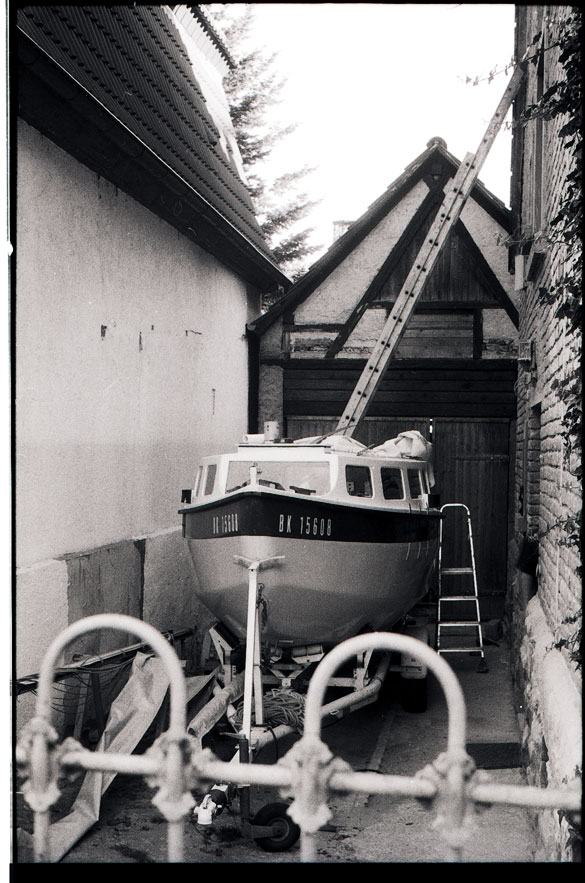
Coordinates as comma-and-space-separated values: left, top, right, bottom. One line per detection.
249, 137, 512, 334
15, 4, 289, 290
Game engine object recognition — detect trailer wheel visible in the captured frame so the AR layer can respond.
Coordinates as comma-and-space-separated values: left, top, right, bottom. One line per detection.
252, 802, 300, 852
400, 673, 428, 713
400, 626, 429, 713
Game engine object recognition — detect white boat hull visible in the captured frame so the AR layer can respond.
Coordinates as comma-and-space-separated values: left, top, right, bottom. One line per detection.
180, 432, 440, 648
184, 511, 438, 646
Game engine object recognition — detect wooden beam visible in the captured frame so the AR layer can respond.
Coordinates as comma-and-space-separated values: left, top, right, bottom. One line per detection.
324, 184, 447, 358
473, 309, 484, 359
283, 356, 518, 377
283, 323, 346, 332
285, 401, 517, 418
455, 220, 520, 327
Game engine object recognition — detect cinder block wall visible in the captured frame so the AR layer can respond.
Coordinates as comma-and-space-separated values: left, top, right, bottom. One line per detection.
507, 5, 581, 861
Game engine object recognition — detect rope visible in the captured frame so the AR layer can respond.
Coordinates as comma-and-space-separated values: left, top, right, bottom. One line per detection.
231, 688, 306, 730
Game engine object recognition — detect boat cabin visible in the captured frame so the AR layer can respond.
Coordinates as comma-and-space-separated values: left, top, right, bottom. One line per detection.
186, 437, 436, 513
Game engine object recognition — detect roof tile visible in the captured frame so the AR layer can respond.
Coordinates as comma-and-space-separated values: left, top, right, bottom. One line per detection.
17, 5, 275, 265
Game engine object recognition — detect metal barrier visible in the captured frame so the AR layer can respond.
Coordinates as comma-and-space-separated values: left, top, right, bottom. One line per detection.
16, 615, 581, 863
15, 614, 190, 863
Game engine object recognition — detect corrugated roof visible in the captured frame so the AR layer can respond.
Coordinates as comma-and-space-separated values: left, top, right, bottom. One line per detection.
16, 5, 278, 271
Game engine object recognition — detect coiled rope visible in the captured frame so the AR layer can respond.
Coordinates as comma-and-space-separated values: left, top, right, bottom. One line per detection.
232, 688, 306, 730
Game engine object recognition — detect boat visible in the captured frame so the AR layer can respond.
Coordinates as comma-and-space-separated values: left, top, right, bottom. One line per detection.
179, 429, 441, 651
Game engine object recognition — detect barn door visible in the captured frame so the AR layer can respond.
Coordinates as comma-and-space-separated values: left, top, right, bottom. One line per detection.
432, 418, 512, 619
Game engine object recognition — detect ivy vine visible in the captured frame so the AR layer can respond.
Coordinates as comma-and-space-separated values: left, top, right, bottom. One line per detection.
521, 9, 582, 474
521, 9, 582, 669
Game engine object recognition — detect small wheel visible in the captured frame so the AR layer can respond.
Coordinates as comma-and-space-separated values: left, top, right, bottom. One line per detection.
400, 674, 428, 713
252, 801, 300, 852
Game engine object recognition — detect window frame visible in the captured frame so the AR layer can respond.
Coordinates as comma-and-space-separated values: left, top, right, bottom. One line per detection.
345, 464, 373, 498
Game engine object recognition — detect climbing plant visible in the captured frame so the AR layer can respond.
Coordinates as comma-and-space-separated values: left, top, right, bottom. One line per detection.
521, 9, 582, 477
520, 9, 582, 668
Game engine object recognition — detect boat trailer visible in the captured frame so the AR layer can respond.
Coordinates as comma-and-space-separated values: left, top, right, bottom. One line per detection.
16, 609, 581, 863
184, 553, 426, 845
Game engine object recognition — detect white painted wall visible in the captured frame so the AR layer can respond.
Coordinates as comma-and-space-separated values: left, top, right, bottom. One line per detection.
294, 180, 430, 324
16, 120, 259, 567
461, 198, 518, 303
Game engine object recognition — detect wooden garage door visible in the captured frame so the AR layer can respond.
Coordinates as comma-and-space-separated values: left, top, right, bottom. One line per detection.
286, 415, 512, 619
432, 418, 512, 618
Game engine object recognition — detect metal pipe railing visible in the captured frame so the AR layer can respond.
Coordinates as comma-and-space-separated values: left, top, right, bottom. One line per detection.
18, 613, 189, 863
17, 615, 581, 864
294, 632, 470, 861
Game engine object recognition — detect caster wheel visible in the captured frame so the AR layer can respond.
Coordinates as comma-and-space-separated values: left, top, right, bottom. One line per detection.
400, 675, 428, 713
252, 801, 300, 852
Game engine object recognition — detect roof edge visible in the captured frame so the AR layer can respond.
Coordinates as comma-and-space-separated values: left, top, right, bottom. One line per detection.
17, 27, 290, 291
186, 5, 236, 69
249, 140, 512, 336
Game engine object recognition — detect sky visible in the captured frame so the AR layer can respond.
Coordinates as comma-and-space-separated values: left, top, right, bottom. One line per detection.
237, 3, 516, 256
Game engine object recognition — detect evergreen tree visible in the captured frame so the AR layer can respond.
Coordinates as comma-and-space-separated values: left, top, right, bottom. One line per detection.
202, 4, 321, 287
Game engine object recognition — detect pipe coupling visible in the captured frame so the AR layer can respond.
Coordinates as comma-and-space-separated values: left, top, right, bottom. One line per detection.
143, 729, 196, 822
417, 749, 479, 850
16, 717, 64, 813
278, 735, 351, 833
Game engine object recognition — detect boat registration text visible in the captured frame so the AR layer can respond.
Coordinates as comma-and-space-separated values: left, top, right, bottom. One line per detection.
280, 514, 332, 537
211, 512, 333, 537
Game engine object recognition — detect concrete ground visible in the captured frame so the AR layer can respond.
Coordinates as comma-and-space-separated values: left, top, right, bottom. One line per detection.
320, 640, 538, 863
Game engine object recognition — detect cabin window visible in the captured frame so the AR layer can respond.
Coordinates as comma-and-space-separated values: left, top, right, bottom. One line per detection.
381, 467, 404, 500
194, 466, 203, 497
204, 464, 217, 495
407, 468, 423, 498
226, 461, 330, 495
346, 465, 372, 497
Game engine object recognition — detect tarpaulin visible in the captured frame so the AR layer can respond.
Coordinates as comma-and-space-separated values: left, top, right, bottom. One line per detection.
17, 652, 217, 863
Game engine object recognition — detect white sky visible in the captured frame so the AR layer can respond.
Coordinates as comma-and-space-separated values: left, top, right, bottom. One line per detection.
241, 3, 516, 255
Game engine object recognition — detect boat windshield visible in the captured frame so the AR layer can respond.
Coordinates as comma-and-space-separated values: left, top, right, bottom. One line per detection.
226, 460, 331, 496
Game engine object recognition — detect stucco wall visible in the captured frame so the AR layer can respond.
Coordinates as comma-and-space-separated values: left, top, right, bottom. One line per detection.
294, 180, 429, 326
15, 120, 260, 717
17, 121, 257, 565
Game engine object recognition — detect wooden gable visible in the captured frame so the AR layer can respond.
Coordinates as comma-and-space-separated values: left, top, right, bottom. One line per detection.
263, 142, 518, 364
252, 139, 518, 431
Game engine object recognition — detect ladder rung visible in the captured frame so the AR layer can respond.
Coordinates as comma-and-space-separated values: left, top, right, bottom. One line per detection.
438, 647, 483, 654
439, 595, 479, 602
441, 567, 474, 575
438, 622, 482, 628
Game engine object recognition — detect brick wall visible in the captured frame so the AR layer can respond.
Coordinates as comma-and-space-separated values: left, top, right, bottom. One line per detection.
507, 5, 581, 862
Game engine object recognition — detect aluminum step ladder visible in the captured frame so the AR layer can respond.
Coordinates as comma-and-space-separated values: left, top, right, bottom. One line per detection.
436, 503, 488, 672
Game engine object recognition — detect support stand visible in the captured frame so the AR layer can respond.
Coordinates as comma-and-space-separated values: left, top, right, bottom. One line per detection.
233, 555, 285, 750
